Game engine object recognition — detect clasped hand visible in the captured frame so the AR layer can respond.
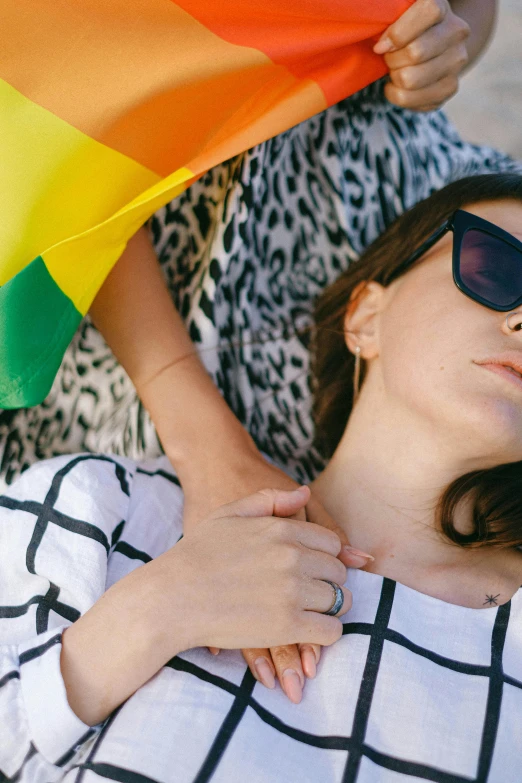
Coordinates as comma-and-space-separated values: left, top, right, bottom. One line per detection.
178, 476, 372, 704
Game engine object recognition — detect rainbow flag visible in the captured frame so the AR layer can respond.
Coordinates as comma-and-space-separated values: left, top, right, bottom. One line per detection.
0, 0, 411, 408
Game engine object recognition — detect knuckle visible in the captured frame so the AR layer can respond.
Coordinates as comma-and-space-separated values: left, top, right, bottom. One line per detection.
455, 45, 469, 69
389, 87, 412, 108
386, 31, 401, 51
425, 0, 445, 24
396, 66, 417, 91
455, 17, 471, 40
279, 543, 301, 572
405, 40, 424, 64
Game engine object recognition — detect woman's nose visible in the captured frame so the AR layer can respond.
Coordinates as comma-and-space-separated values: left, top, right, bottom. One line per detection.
503, 311, 522, 334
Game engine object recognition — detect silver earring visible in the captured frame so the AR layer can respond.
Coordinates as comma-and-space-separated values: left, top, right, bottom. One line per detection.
505, 312, 522, 332
353, 346, 361, 402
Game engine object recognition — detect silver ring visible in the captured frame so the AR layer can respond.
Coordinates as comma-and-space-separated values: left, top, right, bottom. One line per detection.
321, 580, 344, 616
506, 312, 522, 332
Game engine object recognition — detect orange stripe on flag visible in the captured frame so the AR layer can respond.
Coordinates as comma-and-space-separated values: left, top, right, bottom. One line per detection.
0, 0, 316, 177
174, 0, 414, 106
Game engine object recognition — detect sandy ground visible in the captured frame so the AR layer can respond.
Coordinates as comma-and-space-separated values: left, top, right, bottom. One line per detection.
445, 0, 522, 160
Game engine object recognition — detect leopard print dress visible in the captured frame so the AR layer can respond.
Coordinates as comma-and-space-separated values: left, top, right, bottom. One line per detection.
1, 80, 520, 488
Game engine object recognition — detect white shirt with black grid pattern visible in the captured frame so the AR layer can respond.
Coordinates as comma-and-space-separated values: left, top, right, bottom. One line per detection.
1, 454, 522, 783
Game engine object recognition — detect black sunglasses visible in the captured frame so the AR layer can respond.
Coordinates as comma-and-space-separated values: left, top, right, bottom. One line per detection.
400, 209, 522, 312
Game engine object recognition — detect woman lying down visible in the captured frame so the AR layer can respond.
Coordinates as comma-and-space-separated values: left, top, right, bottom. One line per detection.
2, 173, 522, 783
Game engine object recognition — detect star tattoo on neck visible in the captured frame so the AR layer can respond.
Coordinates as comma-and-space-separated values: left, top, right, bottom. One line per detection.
483, 594, 501, 606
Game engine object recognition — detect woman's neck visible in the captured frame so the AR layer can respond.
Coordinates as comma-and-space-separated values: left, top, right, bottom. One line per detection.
311, 385, 522, 608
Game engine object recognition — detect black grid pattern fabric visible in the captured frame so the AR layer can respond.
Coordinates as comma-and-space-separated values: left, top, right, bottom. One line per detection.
1, 455, 522, 782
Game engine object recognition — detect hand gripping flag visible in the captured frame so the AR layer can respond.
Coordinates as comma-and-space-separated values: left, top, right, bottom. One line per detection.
0, 0, 412, 408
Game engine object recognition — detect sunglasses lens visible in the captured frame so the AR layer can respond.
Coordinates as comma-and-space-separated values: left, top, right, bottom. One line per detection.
459, 229, 522, 308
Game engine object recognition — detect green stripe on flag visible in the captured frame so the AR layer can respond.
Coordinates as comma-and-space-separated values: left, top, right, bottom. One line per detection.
0, 257, 82, 408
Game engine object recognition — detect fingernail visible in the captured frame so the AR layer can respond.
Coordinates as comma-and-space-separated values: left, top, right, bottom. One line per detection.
343, 546, 374, 561
254, 658, 276, 689
373, 37, 394, 55
301, 649, 317, 679
282, 669, 303, 703
291, 485, 309, 498
209, 648, 220, 656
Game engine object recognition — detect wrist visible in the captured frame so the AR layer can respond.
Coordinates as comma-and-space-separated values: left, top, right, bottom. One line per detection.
134, 547, 207, 655
166, 422, 260, 490
119, 557, 194, 659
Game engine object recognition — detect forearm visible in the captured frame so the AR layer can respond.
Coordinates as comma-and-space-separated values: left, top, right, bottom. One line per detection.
90, 226, 258, 482
451, 0, 497, 68
138, 353, 259, 485
60, 559, 191, 726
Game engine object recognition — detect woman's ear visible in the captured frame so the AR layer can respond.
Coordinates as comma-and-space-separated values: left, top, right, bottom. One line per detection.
343, 281, 386, 359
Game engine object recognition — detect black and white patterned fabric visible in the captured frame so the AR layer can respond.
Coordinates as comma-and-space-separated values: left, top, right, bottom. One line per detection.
1, 80, 522, 489
1, 454, 522, 782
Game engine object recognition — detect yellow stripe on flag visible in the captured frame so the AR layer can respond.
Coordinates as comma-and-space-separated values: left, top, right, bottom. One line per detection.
0, 78, 160, 291
42, 166, 195, 315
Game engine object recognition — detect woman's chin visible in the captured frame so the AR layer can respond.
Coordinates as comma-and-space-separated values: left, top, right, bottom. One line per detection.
460, 395, 522, 462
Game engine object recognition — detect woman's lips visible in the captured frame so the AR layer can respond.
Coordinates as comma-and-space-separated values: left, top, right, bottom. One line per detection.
478, 362, 522, 391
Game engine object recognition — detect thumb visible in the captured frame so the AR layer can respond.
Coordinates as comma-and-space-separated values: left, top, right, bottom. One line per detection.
305, 494, 374, 569
211, 485, 311, 521
373, 0, 442, 55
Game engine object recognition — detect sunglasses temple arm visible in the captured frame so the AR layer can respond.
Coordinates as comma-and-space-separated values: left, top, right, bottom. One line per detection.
403, 221, 452, 268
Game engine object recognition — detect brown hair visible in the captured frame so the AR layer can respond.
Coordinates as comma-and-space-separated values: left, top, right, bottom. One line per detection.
312, 173, 522, 548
